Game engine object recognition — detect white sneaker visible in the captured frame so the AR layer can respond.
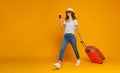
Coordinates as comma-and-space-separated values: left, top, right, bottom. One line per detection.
53, 63, 60, 69
76, 60, 80, 66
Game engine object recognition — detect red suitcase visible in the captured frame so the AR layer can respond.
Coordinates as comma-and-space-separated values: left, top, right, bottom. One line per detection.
81, 41, 105, 64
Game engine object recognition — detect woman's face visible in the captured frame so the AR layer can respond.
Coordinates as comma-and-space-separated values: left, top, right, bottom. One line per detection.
66, 11, 72, 17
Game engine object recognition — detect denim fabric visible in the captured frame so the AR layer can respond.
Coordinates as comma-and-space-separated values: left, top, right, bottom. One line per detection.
58, 34, 80, 61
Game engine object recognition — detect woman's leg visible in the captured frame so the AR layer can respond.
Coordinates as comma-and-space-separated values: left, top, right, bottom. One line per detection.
69, 35, 80, 60
53, 35, 68, 68
58, 36, 68, 62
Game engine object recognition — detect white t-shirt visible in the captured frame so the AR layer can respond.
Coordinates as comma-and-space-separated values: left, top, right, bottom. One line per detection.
64, 19, 78, 34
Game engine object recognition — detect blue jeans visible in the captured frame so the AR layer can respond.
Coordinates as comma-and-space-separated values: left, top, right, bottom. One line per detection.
58, 34, 80, 61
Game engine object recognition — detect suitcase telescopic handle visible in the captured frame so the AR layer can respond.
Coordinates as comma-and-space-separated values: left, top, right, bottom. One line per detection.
79, 30, 87, 49
80, 41, 87, 49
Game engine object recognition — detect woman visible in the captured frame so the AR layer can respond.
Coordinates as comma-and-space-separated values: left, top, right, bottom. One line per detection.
53, 8, 83, 69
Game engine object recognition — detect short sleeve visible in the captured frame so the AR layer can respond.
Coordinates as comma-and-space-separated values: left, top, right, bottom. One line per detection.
63, 20, 66, 25
74, 20, 78, 25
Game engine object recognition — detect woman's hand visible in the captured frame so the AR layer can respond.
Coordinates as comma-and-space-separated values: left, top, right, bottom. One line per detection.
58, 13, 65, 29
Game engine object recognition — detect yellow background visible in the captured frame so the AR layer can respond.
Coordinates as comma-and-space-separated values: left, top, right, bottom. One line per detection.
0, 0, 120, 73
